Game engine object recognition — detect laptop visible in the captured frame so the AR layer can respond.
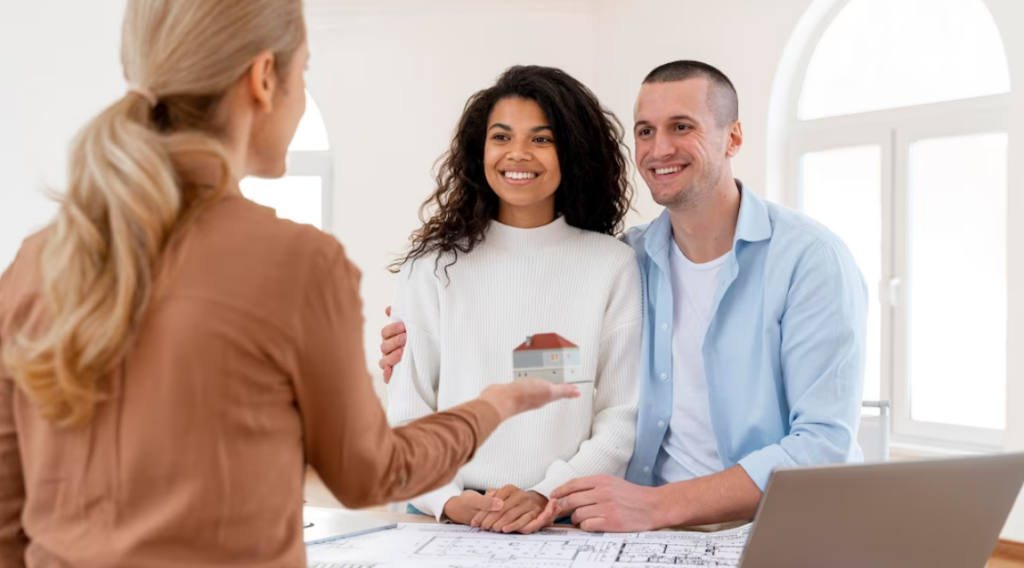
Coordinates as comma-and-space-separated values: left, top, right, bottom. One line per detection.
303, 506, 397, 545
738, 452, 1024, 568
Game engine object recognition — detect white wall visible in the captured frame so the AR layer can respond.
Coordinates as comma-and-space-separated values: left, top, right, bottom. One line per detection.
0, 0, 128, 269
592, 0, 813, 218
0, 0, 598, 396
304, 0, 598, 393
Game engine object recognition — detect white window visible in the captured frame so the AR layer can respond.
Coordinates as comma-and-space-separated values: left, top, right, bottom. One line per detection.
785, 0, 1010, 450
240, 91, 332, 231
799, 0, 1009, 120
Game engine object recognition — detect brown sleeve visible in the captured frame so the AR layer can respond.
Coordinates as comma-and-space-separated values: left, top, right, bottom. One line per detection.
293, 238, 500, 509
0, 251, 28, 568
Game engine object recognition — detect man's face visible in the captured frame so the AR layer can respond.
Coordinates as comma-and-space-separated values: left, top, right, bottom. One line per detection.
633, 78, 735, 209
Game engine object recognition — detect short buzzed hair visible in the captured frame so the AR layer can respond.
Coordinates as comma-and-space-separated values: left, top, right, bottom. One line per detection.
643, 60, 739, 127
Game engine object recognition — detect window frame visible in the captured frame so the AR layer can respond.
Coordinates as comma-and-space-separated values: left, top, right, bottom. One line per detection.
783, 0, 1011, 453
285, 150, 334, 233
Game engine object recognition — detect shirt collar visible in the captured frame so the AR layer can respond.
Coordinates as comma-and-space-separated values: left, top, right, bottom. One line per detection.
643, 179, 772, 264
733, 180, 772, 246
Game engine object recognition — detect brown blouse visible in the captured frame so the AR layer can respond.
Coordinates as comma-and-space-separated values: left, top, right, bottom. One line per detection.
0, 188, 499, 568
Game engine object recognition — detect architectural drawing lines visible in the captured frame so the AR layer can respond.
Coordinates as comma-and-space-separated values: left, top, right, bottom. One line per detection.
307, 522, 753, 568
414, 535, 618, 563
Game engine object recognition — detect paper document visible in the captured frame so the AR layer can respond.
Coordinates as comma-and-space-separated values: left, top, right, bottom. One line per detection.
307, 522, 752, 568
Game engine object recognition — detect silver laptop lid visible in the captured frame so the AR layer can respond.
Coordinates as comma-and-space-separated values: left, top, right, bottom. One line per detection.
739, 453, 1024, 568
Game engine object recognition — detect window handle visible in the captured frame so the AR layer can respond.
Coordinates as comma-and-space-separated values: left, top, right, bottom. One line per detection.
879, 277, 902, 308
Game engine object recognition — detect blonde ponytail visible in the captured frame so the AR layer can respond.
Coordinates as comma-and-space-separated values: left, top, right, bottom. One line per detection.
2, 0, 305, 427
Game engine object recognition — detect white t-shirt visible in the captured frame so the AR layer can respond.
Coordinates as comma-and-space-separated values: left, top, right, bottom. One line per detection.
655, 240, 727, 484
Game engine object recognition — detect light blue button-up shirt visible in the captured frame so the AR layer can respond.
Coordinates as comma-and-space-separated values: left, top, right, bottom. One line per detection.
623, 182, 867, 491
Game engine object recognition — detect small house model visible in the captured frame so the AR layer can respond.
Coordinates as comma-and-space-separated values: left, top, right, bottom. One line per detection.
512, 333, 586, 384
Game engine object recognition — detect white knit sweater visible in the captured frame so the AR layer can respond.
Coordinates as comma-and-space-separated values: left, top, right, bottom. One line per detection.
386, 217, 642, 521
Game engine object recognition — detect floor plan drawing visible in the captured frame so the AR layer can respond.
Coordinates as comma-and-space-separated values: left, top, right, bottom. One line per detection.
413, 534, 622, 564
306, 522, 752, 568
612, 529, 749, 566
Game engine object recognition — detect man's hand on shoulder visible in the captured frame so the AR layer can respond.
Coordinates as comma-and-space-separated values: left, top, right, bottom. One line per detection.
378, 306, 406, 384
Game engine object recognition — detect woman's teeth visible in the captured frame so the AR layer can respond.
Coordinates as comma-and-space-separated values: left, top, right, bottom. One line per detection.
504, 171, 537, 180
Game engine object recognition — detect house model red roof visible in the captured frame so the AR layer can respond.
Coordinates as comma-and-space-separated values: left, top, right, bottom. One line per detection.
513, 333, 578, 352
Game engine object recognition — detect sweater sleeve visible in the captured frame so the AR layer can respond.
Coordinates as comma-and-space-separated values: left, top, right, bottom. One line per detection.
529, 254, 642, 497
385, 258, 463, 520
295, 239, 499, 509
386, 259, 442, 427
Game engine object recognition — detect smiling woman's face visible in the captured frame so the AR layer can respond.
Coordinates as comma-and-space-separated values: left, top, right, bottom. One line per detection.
483, 97, 562, 227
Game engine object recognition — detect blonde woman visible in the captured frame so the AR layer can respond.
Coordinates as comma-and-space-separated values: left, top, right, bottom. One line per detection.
0, 1, 578, 566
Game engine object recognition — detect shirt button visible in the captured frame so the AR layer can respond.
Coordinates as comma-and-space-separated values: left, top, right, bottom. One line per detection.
643, 466, 651, 473
662, 323, 669, 331
658, 421, 666, 428
660, 373, 668, 381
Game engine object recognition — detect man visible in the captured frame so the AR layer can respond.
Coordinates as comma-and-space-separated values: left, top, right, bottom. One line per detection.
379, 61, 867, 532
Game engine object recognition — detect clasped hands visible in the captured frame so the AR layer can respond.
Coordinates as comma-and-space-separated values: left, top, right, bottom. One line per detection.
442, 475, 664, 534
442, 485, 559, 534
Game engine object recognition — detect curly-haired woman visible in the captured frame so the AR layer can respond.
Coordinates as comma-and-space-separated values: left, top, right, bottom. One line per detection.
386, 66, 642, 534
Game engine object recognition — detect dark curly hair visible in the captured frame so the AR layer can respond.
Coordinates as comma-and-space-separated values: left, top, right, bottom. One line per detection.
390, 65, 633, 273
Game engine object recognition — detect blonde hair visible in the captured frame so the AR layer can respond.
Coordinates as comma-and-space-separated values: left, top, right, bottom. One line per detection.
2, 0, 306, 427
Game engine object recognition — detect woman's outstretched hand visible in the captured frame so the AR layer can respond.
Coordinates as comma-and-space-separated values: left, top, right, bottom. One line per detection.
479, 378, 580, 421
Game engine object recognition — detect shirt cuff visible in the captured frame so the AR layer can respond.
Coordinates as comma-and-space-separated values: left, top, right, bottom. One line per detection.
412, 483, 463, 523
527, 461, 577, 499
737, 444, 797, 491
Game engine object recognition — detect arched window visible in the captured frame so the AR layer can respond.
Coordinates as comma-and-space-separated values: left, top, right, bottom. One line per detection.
785, 0, 1010, 449
799, 0, 1009, 120
240, 91, 333, 230
288, 92, 330, 152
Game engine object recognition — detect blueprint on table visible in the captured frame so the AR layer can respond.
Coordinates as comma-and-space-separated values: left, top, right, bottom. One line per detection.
306, 522, 751, 568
